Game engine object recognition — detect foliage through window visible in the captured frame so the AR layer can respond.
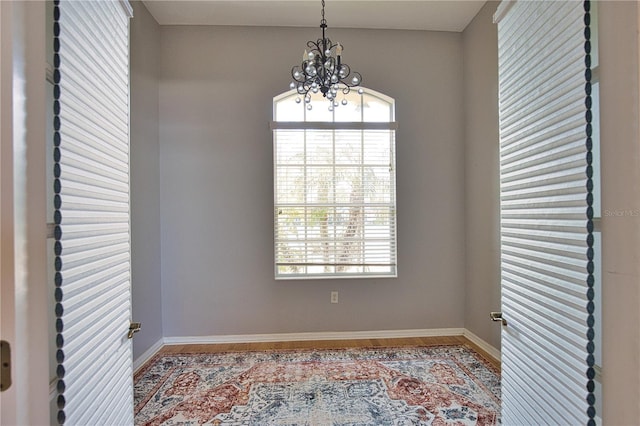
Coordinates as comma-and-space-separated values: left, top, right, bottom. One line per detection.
272, 89, 397, 278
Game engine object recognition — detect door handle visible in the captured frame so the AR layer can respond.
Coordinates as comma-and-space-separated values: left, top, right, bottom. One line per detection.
490, 311, 507, 326
128, 322, 141, 339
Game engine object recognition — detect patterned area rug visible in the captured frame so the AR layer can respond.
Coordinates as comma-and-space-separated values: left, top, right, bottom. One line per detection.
134, 345, 501, 425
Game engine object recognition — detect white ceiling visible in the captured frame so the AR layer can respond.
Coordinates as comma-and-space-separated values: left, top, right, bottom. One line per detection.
142, 1, 487, 32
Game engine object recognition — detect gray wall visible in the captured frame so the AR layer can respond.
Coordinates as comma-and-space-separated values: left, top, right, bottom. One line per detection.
130, 0, 163, 358
462, 2, 501, 349
159, 26, 467, 337
598, 1, 640, 422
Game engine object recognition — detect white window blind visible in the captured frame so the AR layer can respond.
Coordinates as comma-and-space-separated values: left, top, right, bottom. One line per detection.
53, 0, 133, 424
272, 90, 397, 279
496, 0, 596, 424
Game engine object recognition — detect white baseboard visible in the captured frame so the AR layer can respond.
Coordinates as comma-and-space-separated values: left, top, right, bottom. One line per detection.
163, 328, 465, 346
463, 329, 501, 362
134, 338, 164, 373
140, 328, 500, 368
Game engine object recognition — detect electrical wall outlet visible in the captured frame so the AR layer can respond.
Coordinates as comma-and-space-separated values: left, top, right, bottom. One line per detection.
331, 291, 339, 304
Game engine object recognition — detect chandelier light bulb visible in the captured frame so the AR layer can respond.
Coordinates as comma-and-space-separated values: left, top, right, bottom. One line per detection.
341, 99, 348, 106
358, 88, 364, 95
307, 104, 312, 110
295, 97, 302, 104
325, 49, 332, 56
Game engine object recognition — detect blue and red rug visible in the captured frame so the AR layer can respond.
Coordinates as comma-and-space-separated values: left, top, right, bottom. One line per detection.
134, 345, 501, 425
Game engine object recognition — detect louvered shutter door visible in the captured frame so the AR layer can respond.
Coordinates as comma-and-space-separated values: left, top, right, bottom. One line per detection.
53, 0, 134, 424
496, 0, 596, 424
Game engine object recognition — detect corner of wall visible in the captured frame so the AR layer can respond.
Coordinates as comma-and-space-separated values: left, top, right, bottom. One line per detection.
461, 1, 501, 350
130, 0, 163, 360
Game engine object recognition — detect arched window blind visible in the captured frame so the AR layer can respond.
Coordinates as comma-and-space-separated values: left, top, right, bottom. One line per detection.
53, 0, 133, 424
495, 0, 596, 424
271, 89, 397, 279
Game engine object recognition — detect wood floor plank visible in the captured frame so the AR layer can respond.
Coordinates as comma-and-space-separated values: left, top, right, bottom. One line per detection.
155, 335, 501, 372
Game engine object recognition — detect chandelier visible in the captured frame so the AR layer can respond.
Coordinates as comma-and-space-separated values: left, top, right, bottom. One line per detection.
289, 0, 363, 111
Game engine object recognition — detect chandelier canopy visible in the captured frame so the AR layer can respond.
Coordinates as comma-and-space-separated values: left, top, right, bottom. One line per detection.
289, 0, 363, 111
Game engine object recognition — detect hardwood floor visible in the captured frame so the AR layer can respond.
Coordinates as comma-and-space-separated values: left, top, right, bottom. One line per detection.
158, 335, 501, 372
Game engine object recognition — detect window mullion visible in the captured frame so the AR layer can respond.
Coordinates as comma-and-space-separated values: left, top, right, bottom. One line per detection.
360, 128, 365, 273
303, 94, 307, 276
360, 92, 365, 274
332, 128, 336, 274
304, 129, 308, 275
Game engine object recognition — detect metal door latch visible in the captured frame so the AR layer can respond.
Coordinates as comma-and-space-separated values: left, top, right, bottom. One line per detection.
1, 340, 11, 392
128, 322, 141, 339
490, 311, 508, 326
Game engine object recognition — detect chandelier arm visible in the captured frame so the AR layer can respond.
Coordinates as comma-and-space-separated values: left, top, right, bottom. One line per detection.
291, 66, 307, 83
307, 40, 319, 52
339, 71, 362, 88
336, 63, 351, 83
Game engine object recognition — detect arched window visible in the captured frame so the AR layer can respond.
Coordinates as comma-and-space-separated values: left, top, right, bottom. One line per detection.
271, 88, 397, 279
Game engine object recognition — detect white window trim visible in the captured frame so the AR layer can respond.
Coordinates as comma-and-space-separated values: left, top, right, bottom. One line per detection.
272, 88, 397, 279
